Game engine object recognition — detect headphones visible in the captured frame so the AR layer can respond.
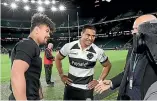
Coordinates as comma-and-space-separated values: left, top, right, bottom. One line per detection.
137, 33, 145, 47
133, 32, 146, 53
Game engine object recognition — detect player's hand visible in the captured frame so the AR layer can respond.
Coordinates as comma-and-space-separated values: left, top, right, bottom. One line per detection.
94, 80, 111, 94
87, 80, 99, 90
39, 86, 43, 100
60, 74, 73, 86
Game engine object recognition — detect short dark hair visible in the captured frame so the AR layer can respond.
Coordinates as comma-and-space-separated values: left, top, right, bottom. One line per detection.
82, 25, 96, 33
30, 13, 56, 33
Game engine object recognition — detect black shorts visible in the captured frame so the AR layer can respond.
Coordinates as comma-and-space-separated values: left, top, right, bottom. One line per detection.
64, 85, 93, 100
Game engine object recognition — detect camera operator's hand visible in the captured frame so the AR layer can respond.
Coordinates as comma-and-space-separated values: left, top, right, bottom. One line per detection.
94, 80, 111, 94
60, 74, 73, 86
87, 80, 99, 90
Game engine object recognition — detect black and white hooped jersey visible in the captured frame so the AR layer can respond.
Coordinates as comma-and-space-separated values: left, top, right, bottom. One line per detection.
59, 40, 108, 90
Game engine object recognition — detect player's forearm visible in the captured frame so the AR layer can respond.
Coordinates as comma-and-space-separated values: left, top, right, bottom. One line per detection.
11, 72, 27, 100
99, 64, 111, 81
55, 58, 64, 76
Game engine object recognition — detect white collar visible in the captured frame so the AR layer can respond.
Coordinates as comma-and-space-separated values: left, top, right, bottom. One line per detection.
77, 40, 93, 51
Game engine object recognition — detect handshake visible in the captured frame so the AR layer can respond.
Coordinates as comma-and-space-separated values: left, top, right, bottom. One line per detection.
94, 80, 112, 94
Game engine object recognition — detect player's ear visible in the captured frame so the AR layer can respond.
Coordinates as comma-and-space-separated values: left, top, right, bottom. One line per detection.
34, 26, 40, 34
81, 31, 83, 36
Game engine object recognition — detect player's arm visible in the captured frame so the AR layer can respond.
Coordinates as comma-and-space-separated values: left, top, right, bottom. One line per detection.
97, 49, 112, 81
99, 58, 111, 81
39, 81, 43, 99
11, 60, 29, 100
55, 43, 73, 85
55, 51, 65, 76
11, 41, 35, 100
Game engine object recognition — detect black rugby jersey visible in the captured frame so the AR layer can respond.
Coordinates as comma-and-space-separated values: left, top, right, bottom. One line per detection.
9, 37, 42, 100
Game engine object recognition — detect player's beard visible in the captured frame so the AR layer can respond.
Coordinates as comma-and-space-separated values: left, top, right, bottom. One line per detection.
85, 40, 93, 46
43, 37, 49, 45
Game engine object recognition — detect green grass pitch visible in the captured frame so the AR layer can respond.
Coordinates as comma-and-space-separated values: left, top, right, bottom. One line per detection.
0, 50, 128, 100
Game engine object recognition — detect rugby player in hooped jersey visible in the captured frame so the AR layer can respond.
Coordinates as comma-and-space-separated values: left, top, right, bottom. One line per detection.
55, 25, 112, 100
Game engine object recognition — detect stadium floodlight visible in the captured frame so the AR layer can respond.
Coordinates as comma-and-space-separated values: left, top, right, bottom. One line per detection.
15, 0, 20, 2
3, 2, 8, 6
31, 0, 36, 3
59, 5, 66, 11
38, 0, 43, 5
44, 0, 50, 5
37, 6, 45, 12
106, 0, 111, 2
23, 0, 28, 3
24, 5, 30, 11
11, 3, 18, 9
51, 6, 57, 12
52, 0, 56, 4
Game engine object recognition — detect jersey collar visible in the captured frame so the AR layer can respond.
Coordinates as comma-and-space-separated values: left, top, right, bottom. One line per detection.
78, 40, 93, 51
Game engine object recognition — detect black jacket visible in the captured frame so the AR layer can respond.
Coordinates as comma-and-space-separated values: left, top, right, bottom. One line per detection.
111, 48, 157, 100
